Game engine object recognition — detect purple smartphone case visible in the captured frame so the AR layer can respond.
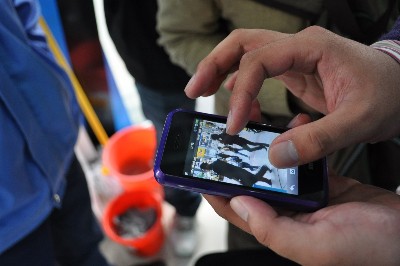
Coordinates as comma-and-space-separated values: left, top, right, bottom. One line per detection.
154, 109, 328, 212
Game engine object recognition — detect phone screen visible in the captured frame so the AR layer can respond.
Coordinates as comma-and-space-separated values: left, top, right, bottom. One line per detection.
183, 118, 299, 195
156, 109, 328, 210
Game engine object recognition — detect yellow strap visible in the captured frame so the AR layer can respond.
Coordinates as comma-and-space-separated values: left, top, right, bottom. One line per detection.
39, 17, 109, 146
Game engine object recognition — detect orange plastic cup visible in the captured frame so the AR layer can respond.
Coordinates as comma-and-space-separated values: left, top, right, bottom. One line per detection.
102, 190, 164, 256
102, 124, 162, 196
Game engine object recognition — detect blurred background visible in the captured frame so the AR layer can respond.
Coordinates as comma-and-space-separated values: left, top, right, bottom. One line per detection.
42, 0, 225, 265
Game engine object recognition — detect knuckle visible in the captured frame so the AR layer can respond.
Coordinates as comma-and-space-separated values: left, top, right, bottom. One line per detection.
297, 26, 335, 51
230, 28, 247, 40
239, 51, 261, 73
305, 126, 332, 158
198, 54, 223, 76
240, 51, 254, 64
302, 25, 329, 36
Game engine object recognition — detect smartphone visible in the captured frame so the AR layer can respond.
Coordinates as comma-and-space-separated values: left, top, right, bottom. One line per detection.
154, 109, 328, 211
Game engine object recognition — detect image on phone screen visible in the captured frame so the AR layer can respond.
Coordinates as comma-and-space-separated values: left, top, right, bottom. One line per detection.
183, 118, 299, 195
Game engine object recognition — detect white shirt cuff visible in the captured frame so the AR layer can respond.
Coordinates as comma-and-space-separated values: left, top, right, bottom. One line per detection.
371, 40, 400, 64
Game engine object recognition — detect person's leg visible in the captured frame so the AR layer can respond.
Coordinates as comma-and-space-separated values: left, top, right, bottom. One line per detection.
195, 248, 299, 266
240, 162, 258, 171
255, 165, 268, 178
136, 83, 195, 141
241, 144, 269, 152
0, 219, 57, 266
136, 83, 201, 256
136, 83, 202, 216
227, 224, 263, 251
50, 156, 109, 266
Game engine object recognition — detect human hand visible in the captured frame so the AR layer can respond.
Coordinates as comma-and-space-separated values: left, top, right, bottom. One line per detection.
203, 175, 400, 265
185, 26, 400, 168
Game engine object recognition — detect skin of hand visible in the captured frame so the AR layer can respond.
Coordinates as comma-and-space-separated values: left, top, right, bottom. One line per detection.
203, 177, 400, 265
185, 26, 400, 168
201, 115, 400, 265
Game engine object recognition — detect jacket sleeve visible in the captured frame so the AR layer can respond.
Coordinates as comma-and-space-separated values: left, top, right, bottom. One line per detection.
379, 17, 400, 41
156, 0, 225, 75
156, 0, 309, 117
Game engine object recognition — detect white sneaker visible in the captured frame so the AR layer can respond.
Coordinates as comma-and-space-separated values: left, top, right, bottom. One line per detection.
169, 215, 197, 257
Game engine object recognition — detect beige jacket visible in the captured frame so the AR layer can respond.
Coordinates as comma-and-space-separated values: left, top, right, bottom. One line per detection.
157, 0, 310, 116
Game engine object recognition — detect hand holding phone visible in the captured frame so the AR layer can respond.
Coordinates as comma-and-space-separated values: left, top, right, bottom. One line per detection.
154, 109, 328, 211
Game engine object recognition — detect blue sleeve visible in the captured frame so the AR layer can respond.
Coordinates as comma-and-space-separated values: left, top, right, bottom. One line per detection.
380, 17, 400, 41
0, 0, 82, 253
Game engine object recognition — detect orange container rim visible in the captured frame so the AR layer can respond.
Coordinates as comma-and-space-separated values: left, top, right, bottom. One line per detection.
102, 124, 156, 181
102, 191, 163, 245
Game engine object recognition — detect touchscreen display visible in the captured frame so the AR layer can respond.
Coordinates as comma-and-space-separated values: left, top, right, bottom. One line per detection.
183, 118, 299, 195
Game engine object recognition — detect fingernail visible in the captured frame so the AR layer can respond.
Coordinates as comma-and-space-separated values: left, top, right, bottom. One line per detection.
226, 110, 233, 133
271, 140, 299, 167
184, 74, 196, 93
287, 114, 300, 128
230, 197, 249, 222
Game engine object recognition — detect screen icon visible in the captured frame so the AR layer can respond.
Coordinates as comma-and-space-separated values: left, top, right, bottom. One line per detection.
289, 168, 296, 175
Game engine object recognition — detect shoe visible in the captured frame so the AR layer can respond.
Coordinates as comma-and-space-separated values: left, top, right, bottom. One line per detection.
169, 215, 197, 257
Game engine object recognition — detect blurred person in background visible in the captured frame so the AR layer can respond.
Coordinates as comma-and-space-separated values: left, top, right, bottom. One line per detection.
103, 0, 202, 257
0, 0, 109, 265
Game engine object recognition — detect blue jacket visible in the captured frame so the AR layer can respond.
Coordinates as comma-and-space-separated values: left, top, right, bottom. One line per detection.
0, 0, 80, 253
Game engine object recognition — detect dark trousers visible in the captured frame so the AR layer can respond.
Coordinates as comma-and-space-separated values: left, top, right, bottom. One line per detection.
195, 248, 299, 266
0, 156, 109, 266
136, 82, 202, 217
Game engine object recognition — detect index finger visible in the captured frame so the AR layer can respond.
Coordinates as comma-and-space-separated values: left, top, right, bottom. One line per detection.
184, 29, 289, 99
227, 27, 330, 134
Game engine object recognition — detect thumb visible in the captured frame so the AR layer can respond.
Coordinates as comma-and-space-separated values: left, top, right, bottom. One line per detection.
230, 196, 315, 264
269, 107, 363, 167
